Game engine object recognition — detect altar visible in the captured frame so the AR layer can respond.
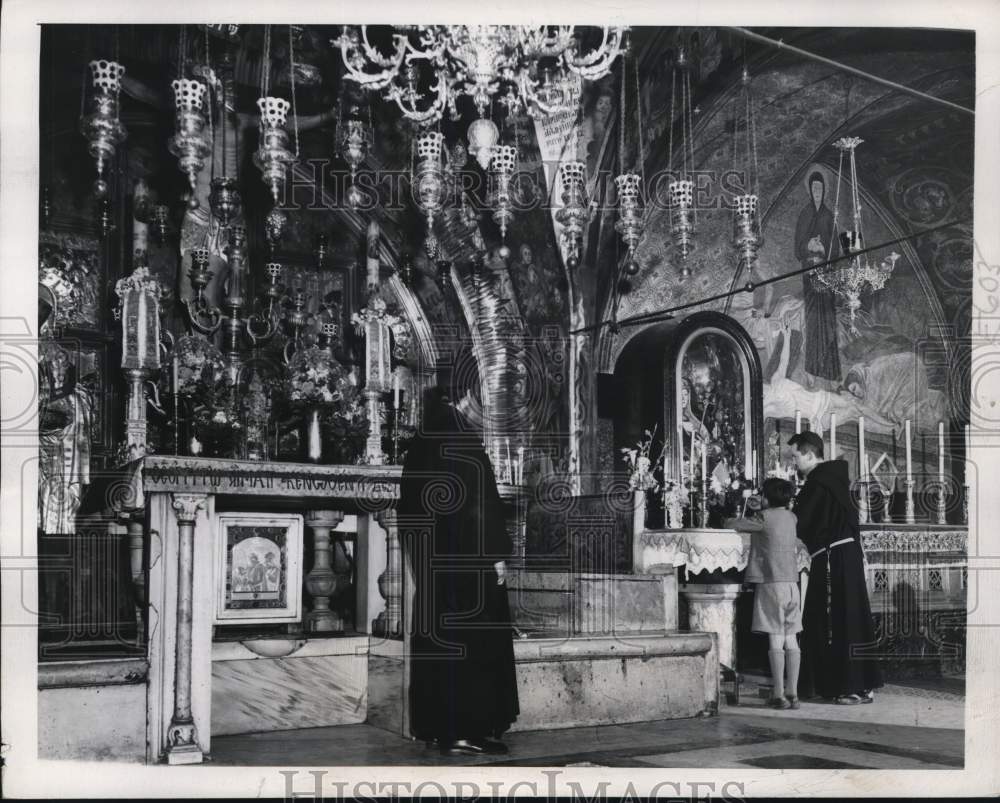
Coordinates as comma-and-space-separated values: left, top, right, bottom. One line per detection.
116, 455, 403, 764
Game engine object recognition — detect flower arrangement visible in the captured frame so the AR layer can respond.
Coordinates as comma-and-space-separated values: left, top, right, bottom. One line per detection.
662, 479, 686, 529
321, 391, 370, 464
172, 335, 226, 398
620, 426, 667, 492
707, 469, 758, 523
285, 345, 354, 406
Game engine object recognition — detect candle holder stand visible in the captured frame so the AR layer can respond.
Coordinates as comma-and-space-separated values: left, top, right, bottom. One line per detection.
904, 479, 916, 523
936, 485, 948, 525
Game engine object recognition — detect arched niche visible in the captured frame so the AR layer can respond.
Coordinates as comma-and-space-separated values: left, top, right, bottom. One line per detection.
611, 312, 763, 504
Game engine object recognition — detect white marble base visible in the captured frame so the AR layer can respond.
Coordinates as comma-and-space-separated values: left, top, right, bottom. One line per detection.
508, 632, 716, 732
508, 571, 678, 635
38, 682, 147, 762
680, 583, 741, 671
211, 646, 368, 736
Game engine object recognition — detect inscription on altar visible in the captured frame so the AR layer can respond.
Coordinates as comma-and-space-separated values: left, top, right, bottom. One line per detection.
138, 457, 400, 501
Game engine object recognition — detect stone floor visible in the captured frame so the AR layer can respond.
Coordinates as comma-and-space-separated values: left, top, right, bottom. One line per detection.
208, 678, 964, 770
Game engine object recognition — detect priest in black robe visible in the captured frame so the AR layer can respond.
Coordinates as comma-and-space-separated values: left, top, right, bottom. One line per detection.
398, 386, 519, 755
788, 431, 883, 703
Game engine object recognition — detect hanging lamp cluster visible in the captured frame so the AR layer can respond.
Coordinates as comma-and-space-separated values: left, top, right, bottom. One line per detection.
667, 47, 697, 278
614, 43, 647, 277
253, 25, 300, 211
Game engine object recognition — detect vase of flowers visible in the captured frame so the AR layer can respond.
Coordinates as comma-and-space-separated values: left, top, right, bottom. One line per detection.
167, 335, 240, 458
285, 345, 361, 463
621, 426, 668, 528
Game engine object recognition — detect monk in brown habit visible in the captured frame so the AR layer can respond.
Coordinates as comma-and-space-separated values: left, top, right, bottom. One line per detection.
398, 385, 519, 756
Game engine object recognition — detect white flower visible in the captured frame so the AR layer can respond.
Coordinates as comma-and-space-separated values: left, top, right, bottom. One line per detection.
730, 479, 740, 490
212, 410, 228, 424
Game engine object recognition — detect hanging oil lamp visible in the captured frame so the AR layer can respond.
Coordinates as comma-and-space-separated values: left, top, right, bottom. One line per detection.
152, 204, 174, 244
168, 78, 211, 210
667, 47, 697, 278
615, 48, 646, 277
80, 59, 128, 199
413, 130, 447, 258
732, 69, 762, 270
335, 103, 372, 211
555, 161, 588, 269
490, 143, 517, 259
254, 96, 296, 204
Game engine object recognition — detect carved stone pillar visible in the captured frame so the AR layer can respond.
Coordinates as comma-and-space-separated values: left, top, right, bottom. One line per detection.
373, 508, 402, 638
304, 510, 346, 633
165, 493, 206, 765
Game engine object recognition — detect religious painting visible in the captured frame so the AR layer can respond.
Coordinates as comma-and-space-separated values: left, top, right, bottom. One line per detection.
215, 513, 303, 624
674, 328, 753, 484
38, 231, 102, 331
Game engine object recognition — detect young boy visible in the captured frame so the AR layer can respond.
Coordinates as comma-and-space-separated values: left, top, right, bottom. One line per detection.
725, 478, 803, 710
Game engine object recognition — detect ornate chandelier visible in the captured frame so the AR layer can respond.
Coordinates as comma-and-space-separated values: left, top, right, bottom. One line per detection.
810, 137, 900, 333
732, 68, 763, 270
667, 48, 697, 278
334, 25, 628, 123
80, 59, 128, 199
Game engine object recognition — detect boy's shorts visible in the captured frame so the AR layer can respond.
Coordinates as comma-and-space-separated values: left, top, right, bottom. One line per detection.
752, 581, 802, 635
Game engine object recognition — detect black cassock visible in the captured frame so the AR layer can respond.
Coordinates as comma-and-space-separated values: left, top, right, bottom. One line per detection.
398, 403, 519, 742
793, 459, 883, 698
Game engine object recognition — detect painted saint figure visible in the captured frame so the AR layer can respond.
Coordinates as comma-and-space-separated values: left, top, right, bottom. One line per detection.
794, 171, 842, 389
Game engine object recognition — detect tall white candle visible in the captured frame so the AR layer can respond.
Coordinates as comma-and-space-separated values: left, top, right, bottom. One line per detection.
965, 423, 971, 478
517, 445, 525, 485
505, 438, 513, 484
751, 449, 757, 485
830, 413, 837, 458
393, 372, 401, 408
939, 421, 946, 483
795, 410, 802, 434
700, 439, 707, 483
905, 419, 913, 482
858, 416, 866, 478
172, 354, 179, 393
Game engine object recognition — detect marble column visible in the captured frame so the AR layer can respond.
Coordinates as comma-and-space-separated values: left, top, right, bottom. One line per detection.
165, 493, 206, 765
304, 510, 346, 633
680, 583, 741, 671
373, 508, 402, 638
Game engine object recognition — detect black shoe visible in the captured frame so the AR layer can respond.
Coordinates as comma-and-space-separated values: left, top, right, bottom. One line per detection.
439, 737, 509, 756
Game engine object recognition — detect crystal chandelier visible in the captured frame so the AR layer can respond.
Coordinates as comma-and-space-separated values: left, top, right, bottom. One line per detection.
334, 25, 628, 123
667, 48, 697, 278
254, 26, 299, 206
80, 59, 128, 199
732, 68, 763, 270
614, 47, 647, 276
810, 137, 900, 333
555, 161, 589, 269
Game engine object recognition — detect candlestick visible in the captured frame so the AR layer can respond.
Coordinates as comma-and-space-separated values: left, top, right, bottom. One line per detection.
830, 412, 836, 458
859, 453, 870, 524
795, 410, 802, 434
517, 446, 525, 485
700, 439, 707, 486
904, 420, 912, 482
938, 421, 945, 484
904, 478, 916, 524
964, 423, 971, 525
751, 449, 757, 486
393, 372, 401, 409
858, 416, 866, 479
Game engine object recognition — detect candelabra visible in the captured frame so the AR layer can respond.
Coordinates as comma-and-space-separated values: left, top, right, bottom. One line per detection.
555, 161, 589, 269
80, 60, 128, 199
168, 79, 211, 209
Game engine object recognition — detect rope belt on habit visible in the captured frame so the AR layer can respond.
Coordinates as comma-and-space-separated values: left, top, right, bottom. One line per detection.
810, 537, 856, 646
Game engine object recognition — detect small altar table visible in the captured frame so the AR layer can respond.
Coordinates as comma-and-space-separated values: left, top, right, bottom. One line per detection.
117, 456, 402, 764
